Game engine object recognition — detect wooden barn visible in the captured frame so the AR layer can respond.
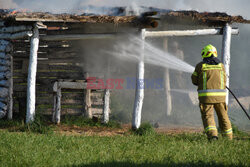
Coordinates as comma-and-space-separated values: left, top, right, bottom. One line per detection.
0, 8, 249, 128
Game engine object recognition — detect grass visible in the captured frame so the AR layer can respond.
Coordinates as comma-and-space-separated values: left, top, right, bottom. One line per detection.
0, 115, 54, 135
0, 117, 249, 167
0, 114, 121, 135
0, 130, 249, 167
133, 122, 156, 135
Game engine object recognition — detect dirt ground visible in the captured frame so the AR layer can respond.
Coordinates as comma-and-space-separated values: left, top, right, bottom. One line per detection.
54, 124, 203, 136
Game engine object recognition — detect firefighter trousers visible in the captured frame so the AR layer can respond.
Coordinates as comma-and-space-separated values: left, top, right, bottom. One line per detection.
199, 102, 233, 140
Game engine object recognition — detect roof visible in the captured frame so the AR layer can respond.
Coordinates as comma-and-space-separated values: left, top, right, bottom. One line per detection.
160, 10, 250, 26
0, 7, 249, 27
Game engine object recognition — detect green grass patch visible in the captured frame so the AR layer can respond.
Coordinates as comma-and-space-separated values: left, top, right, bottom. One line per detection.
0, 115, 54, 135
0, 131, 249, 167
133, 122, 155, 136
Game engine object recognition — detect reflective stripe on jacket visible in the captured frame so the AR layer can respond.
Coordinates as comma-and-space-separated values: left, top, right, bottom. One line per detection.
191, 62, 226, 103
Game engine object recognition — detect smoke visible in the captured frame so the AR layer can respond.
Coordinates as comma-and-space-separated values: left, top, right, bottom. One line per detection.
0, 0, 18, 8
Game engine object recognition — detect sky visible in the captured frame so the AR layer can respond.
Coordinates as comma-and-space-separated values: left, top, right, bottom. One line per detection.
0, 0, 250, 19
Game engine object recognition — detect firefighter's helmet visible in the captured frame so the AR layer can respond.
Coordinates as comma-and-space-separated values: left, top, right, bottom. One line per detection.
201, 44, 218, 58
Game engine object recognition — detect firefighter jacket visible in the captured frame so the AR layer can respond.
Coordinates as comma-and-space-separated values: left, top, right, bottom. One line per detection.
191, 61, 227, 103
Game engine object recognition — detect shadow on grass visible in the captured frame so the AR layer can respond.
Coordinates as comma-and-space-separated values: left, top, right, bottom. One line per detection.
61, 115, 122, 128
67, 161, 240, 167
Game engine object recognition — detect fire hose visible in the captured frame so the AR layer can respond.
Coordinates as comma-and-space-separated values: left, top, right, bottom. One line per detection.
226, 86, 250, 120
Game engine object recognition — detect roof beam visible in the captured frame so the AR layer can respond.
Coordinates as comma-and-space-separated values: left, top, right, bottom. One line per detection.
144, 28, 239, 38
40, 34, 116, 41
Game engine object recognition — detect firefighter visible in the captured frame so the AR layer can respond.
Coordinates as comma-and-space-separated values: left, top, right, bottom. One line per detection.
191, 44, 233, 140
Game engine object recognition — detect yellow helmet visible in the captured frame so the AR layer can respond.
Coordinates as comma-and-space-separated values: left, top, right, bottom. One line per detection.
201, 44, 218, 58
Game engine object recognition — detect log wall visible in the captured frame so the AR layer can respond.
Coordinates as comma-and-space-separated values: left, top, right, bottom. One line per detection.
12, 23, 106, 117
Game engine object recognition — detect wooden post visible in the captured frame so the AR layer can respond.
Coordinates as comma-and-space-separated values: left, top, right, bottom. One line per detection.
163, 39, 172, 116
222, 24, 232, 105
102, 57, 111, 124
52, 81, 61, 124
132, 29, 145, 129
55, 84, 62, 124
103, 89, 110, 124
84, 73, 92, 119
84, 89, 92, 118
52, 92, 57, 123
26, 23, 39, 123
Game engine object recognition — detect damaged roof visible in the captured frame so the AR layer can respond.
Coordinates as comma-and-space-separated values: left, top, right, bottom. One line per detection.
0, 7, 249, 27
159, 10, 250, 26
0, 9, 139, 24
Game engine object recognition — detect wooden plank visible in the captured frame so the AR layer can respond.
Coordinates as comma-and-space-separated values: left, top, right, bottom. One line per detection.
13, 40, 70, 47
0, 40, 9, 45
14, 85, 53, 92
92, 108, 103, 115
0, 87, 8, 97
53, 81, 87, 92
0, 80, 10, 87
0, 26, 32, 33
62, 93, 83, 99
42, 64, 82, 71
14, 71, 84, 79
32, 58, 81, 64
36, 108, 83, 115
13, 50, 78, 59
14, 63, 82, 71
0, 71, 11, 80
0, 59, 11, 66
35, 96, 84, 105
13, 52, 46, 58
40, 46, 77, 53
13, 91, 55, 98
18, 105, 102, 116
0, 53, 11, 59
0, 31, 33, 40
14, 57, 82, 64
91, 92, 104, 98
0, 65, 10, 72
13, 43, 72, 49
0, 44, 13, 53
63, 23, 137, 34
91, 104, 103, 109
14, 79, 85, 87
91, 98, 104, 105
40, 34, 116, 41
13, 78, 56, 85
